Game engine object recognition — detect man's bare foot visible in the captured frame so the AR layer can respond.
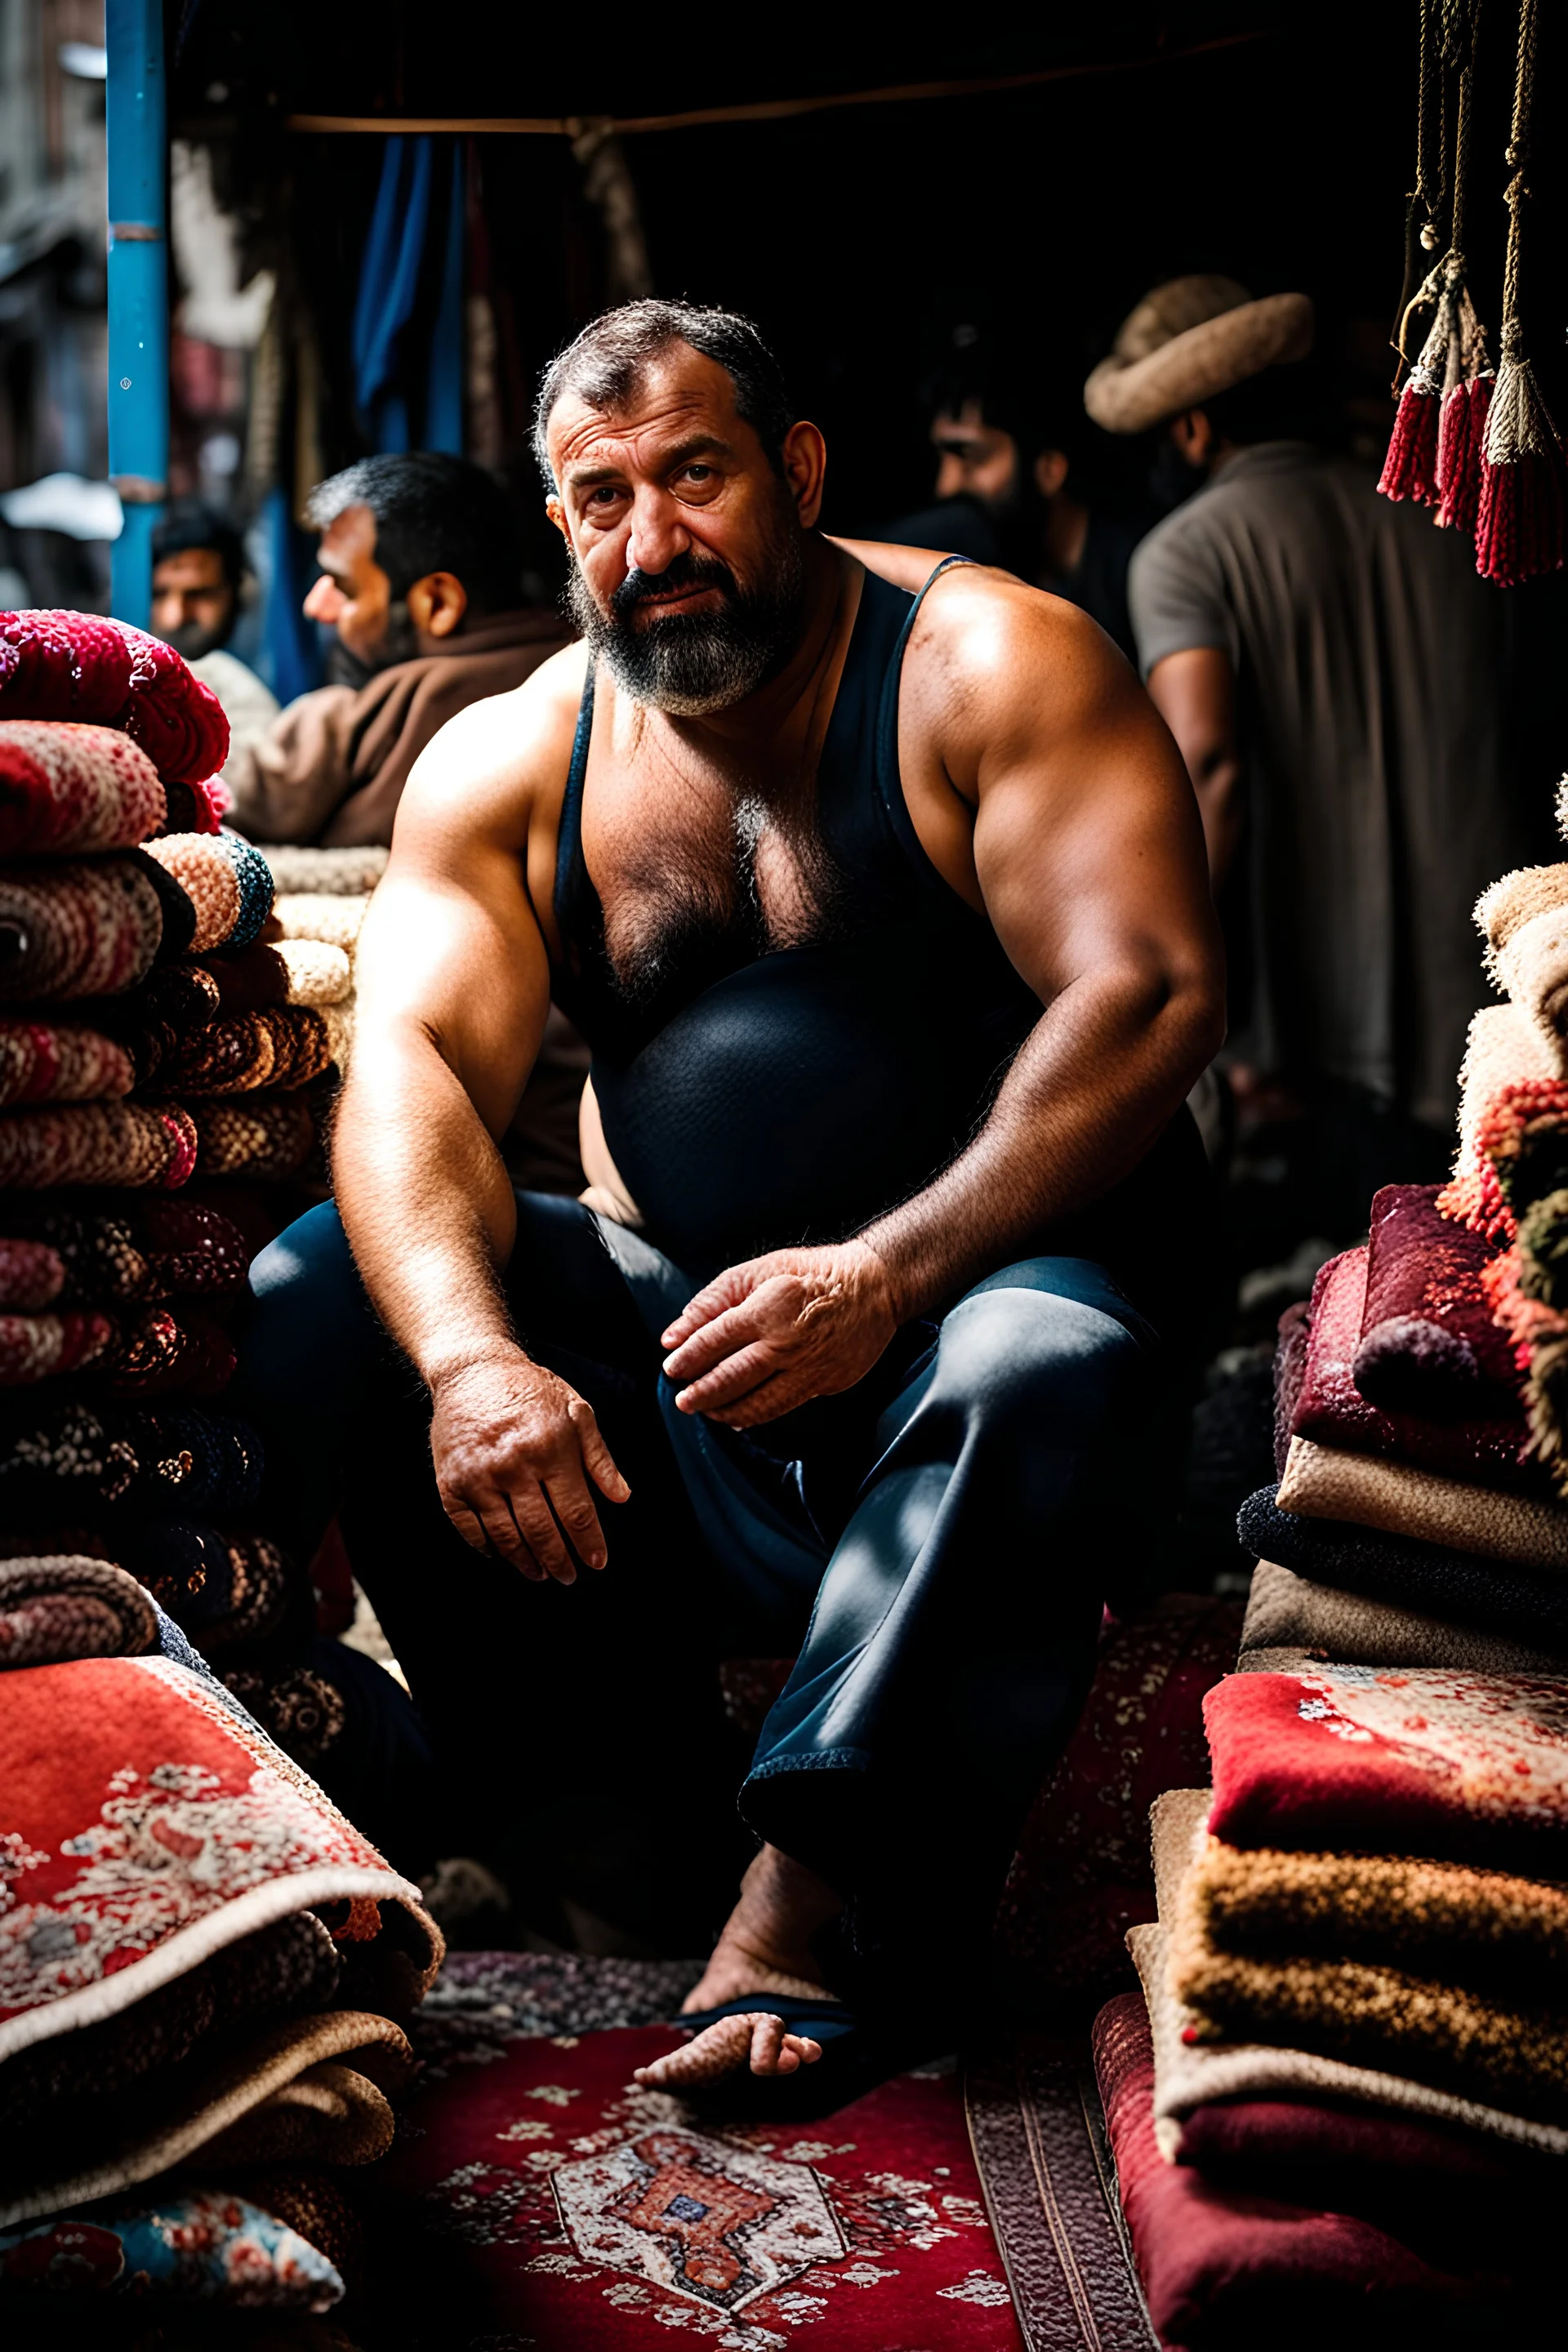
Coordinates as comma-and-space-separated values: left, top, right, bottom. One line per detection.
680, 1845, 842, 2015
633, 2013, 823, 2089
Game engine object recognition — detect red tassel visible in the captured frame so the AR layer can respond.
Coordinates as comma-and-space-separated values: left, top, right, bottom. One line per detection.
1476, 443, 1568, 586
1437, 374, 1491, 538
1378, 372, 1442, 505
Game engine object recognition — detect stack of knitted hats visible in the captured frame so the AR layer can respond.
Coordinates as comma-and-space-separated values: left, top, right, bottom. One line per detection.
0, 611, 365, 1777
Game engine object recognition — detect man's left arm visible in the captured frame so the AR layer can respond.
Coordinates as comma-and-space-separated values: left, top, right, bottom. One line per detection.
662, 588, 1225, 1424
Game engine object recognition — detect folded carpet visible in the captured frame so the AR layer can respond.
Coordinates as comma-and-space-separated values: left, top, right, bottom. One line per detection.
0, 1307, 114, 1383
0, 856, 163, 997
0, 720, 166, 855
0, 2186, 345, 2311
1290, 1250, 1535, 1488
1092, 1988, 1547, 2349
0, 1014, 135, 1105
1130, 1920, 1568, 2161
0, 1399, 264, 1517
1157, 1784, 1568, 1991
1241, 1556, 1568, 1673
207, 936, 353, 1010
159, 1003, 350, 1094
0, 608, 229, 783
1174, 2092, 1559, 2199
0, 1100, 198, 1188
1272, 1298, 1311, 1475
0, 1555, 156, 1664
0, 1649, 439, 2065
1239, 1484, 1568, 1650
264, 893, 368, 951
141, 830, 274, 952
0, 2008, 412, 2229
1353, 1182, 1519, 1413
192, 1092, 316, 1179
1477, 864, 1568, 1071
1441, 1003, 1568, 1241
259, 844, 388, 897
0, 1238, 63, 1309
1204, 1663, 1568, 1869
1276, 1432, 1568, 1565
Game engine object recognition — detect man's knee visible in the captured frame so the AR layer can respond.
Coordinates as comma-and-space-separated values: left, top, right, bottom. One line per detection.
244, 1202, 385, 1413
935, 1268, 1149, 1450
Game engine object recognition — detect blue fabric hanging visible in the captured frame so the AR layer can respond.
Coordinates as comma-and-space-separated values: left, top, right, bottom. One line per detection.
351, 135, 434, 453
424, 142, 466, 456
260, 485, 324, 702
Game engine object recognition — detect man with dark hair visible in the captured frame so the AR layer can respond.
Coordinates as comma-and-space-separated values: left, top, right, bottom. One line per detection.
225, 451, 568, 845
884, 336, 1143, 657
243, 298, 1223, 2100
151, 497, 280, 781
1094, 273, 1544, 1213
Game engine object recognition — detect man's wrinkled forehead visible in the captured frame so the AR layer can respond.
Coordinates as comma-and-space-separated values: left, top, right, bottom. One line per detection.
547, 348, 744, 489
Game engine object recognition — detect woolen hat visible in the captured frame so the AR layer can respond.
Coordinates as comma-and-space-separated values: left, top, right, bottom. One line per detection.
1084, 274, 1315, 434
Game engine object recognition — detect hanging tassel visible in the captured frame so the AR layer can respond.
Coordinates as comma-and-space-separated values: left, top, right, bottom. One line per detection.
1474, 0, 1565, 586
1475, 318, 1567, 583
1437, 287, 1494, 539
1379, 266, 1451, 506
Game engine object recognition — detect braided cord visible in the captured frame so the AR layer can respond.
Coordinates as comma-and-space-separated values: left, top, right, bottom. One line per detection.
1501, 0, 1539, 338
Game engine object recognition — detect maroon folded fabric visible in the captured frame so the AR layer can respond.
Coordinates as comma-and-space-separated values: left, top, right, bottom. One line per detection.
0, 721, 167, 854
1290, 1250, 1539, 1490
1175, 2096, 1557, 2215
0, 610, 228, 783
1092, 1993, 1539, 2348
1205, 1664, 1568, 1870
1355, 1183, 1520, 1415
1273, 1300, 1311, 1477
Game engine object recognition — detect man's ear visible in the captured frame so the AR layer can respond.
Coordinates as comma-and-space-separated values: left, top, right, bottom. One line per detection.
546, 492, 571, 547
781, 421, 827, 531
1169, 409, 1213, 470
407, 571, 470, 639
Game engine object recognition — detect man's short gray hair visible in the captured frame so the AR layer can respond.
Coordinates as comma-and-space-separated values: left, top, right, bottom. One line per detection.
532, 299, 795, 488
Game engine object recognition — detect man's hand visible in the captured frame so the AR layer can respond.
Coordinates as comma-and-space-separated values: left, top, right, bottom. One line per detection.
661, 1241, 899, 1428
428, 1349, 630, 1583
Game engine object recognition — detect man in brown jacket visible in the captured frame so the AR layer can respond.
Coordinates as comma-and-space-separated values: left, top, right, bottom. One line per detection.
226, 452, 569, 846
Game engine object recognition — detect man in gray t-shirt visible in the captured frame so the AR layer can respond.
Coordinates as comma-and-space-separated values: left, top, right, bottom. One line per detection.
1087, 275, 1541, 1152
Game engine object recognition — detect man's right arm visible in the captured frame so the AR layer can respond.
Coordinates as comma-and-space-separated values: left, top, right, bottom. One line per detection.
1146, 645, 1244, 887
332, 652, 629, 1584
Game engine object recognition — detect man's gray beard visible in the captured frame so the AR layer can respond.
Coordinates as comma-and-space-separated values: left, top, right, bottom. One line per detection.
566, 538, 805, 718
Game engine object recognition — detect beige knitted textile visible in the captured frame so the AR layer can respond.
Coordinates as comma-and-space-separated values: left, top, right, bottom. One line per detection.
1276, 1434, 1568, 1567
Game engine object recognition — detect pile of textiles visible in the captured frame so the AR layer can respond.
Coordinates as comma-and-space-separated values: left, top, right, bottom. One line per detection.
1092, 1676, 1568, 2346
0, 617, 375, 1785
0, 1587, 443, 2334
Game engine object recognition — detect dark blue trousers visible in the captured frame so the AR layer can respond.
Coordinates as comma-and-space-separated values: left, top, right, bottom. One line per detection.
241, 1193, 1165, 2011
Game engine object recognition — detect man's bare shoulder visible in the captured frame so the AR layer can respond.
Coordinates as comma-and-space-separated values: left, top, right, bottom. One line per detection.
397, 639, 590, 839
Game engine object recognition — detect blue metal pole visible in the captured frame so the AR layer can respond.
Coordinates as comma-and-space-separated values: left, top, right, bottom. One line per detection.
105, 0, 168, 629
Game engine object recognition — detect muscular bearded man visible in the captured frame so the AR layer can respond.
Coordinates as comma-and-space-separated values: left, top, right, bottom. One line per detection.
244, 300, 1224, 2100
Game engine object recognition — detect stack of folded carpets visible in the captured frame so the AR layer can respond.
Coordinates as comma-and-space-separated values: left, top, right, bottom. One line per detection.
1092, 1673, 1568, 2346
0, 1581, 443, 2331
0, 618, 368, 1786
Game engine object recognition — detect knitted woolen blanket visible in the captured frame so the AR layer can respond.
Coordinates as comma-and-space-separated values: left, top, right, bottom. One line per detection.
0, 1200, 247, 1303
0, 858, 163, 998
0, 1238, 64, 1309
191, 1094, 315, 1180
1241, 1556, 1568, 1675
140, 831, 274, 953
0, 1015, 134, 1106
1131, 1921, 1568, 2161
1204, 1664, 1568, 1870
1354, 1183, 1520, 1414
224, 1664, 346, 1771
0, 1555, 157, 1666
0, 721, 167, 854
1276, 1433, 1568, 1566
1441, 1004, 1568, 1241
0, 1399, 264, 1517
158, 1004, 348, 1094
264, 894, 367, 951
207, 937, 353, 1011
1290, 1252, 1535, 1490
0, 1102, 198, 1190
0, 609, 229, 782
105, 1304, 237, 1399
1477, 865, 1568, 1072
0, 1308, 114, 1383
1239, 1486, 1568, 1651
258, 845, 388, 897
1157, 1785, 1568, 1992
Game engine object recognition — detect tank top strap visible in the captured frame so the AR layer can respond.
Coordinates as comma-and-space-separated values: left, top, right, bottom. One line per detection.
553, 660, 597, 947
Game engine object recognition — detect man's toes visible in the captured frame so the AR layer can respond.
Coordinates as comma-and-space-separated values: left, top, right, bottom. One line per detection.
632, 2014, 760, 2088
749, 2015, 788, 2074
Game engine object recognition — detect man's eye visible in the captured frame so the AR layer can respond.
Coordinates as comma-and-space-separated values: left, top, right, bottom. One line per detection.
682, 465, 714, 483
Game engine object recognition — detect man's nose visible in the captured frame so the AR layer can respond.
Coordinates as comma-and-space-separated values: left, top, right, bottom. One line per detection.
626, 488, 692, 578
302, 575, 341, 624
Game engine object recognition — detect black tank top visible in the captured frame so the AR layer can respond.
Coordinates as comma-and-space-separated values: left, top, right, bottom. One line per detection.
550, 559, 1210, 1325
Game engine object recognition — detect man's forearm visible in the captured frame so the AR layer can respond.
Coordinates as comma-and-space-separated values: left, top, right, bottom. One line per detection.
333, 1027, 522, 1389
857, 966, 1219, 1321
